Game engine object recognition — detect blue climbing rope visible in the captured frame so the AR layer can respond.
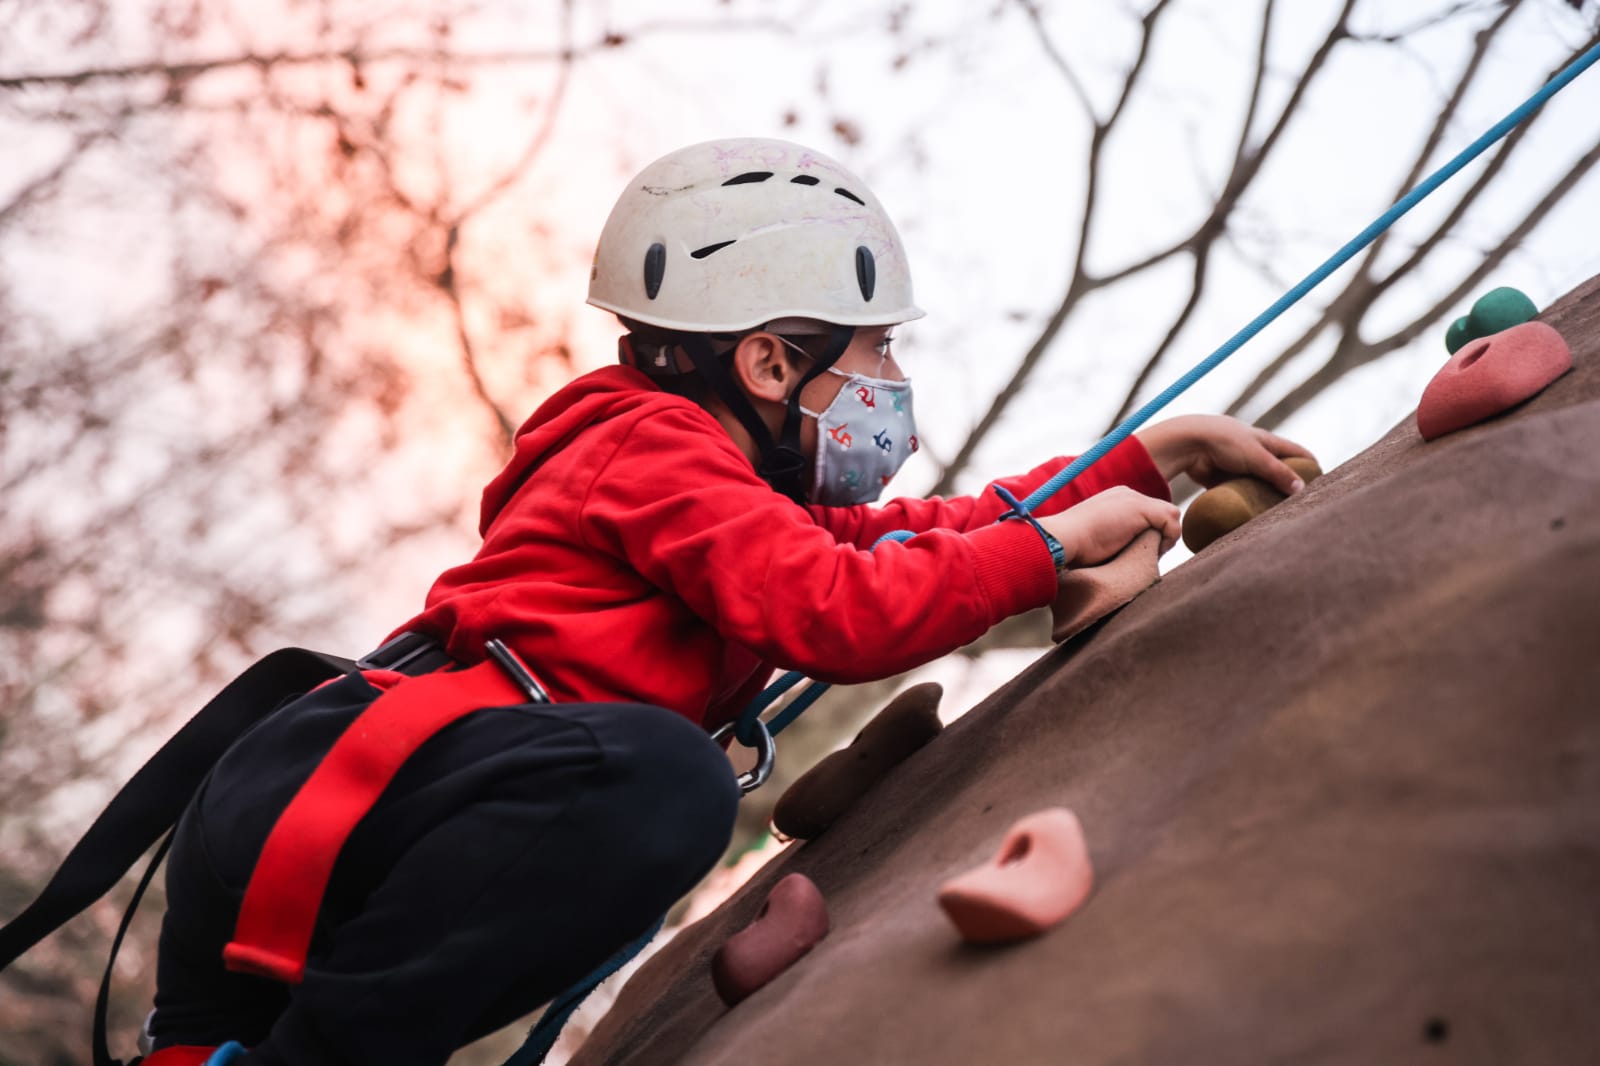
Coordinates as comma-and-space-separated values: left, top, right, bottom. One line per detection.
511, 35, 1600, 1066
733, 34, 1600, 746
503, 916, 665, 1066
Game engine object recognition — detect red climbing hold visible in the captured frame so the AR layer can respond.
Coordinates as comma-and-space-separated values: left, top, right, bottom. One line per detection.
711, 873, 830, 1006
938, 807, 1093, 945
1417, 320, 1571, 441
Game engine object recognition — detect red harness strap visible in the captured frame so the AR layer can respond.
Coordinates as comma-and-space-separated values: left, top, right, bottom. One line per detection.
141, 1047, 217, 1066
222, 661, 527, 984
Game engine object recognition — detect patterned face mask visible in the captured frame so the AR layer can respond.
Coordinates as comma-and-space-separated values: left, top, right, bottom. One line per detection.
798, 367, 918, 506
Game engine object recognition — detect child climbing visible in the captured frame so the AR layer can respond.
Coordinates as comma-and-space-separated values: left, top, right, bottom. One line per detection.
2, 137, 1314, 1066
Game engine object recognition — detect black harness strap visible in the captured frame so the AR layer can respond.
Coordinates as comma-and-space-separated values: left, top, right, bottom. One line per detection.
94, 831, 173, 1066
0, 648, 353, 972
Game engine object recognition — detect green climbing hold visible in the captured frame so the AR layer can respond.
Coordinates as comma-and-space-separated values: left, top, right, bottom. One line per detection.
1442, 286, 1538, 355
1469, 286, 1538, 338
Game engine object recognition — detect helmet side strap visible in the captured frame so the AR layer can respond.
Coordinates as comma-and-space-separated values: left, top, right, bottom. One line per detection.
678, 332, 787, 474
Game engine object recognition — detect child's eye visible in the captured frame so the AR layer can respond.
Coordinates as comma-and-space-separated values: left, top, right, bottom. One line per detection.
874, 333, 895, 357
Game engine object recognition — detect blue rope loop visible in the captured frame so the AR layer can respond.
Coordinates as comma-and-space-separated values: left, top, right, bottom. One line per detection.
991, 484, 1067, 569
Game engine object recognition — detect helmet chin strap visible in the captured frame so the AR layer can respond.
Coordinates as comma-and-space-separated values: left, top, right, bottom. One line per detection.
679, 324, 856, 504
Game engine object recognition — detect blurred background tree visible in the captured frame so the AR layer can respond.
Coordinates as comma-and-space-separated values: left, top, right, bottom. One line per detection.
1, 0, 1595, 1061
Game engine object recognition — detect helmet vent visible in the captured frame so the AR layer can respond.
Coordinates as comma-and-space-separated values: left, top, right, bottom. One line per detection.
690, 240, 737, 260
855, 246, 876, 301
835, 187, 866, 206
722, 171, 773, 185
644, 242, 666, 299
790, 175, 821, 185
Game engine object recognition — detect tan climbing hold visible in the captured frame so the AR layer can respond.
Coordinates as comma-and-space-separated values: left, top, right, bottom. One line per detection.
1181, 455, 1322, 553
937, 807, 1093, 945
1050, 528, 1162, 643
711, 873, 830, 1006
772, 683, 944, 840
1417, 320, 1571, 441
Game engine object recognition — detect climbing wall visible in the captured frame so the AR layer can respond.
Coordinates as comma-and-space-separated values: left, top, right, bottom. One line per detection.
571, 274, 1600, 1066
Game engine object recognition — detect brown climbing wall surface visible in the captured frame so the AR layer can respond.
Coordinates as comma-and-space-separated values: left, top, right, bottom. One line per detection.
572, 275, 1600, 1066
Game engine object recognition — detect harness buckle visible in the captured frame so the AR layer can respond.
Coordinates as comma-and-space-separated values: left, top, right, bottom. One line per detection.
485, 639, 553, 704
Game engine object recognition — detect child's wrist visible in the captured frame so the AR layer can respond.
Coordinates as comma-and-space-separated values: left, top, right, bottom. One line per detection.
991, 485, 1071, 572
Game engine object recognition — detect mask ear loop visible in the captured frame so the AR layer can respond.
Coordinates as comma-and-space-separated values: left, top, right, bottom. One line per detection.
768, 324, 855, 501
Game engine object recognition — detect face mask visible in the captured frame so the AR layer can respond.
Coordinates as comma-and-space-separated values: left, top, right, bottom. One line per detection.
798, 367, 918, 506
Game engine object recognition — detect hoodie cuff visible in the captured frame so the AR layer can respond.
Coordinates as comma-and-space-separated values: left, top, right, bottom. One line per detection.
968, 520, 1059, 622
1107, 434, 1174, 502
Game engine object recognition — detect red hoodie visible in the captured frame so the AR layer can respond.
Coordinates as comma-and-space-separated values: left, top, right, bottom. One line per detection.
395, 366, 1170, 732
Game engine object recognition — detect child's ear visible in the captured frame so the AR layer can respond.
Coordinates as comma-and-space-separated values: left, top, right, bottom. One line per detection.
731, 333, 797, 404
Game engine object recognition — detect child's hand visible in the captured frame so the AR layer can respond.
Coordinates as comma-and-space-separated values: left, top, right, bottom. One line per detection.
1136, 414, 1316, 496
1038, 487, 1181, 566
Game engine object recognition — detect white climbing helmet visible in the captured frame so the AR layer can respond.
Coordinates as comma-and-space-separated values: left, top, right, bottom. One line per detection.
587, 137, 925, 333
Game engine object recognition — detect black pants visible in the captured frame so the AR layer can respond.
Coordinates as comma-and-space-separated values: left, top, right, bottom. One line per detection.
149, 672, 740, 1065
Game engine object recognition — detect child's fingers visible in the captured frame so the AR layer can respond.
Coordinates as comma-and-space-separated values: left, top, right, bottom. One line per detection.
1241, 439, 1306, 496
1254, 427, 1317, 462
1144, 498, 1182, 552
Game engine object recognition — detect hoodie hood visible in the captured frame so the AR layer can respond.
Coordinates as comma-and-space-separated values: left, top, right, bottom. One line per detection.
477, 366, 717, 536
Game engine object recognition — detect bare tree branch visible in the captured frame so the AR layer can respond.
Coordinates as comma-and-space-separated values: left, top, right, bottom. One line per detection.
1252, 134, 1600, 431
441, 221, 516, 447
452, 0, 574, 223
1013, 0, 1097, 123
1102, 0, 1355, 428
0, 128, 113, 226
931, 0, 1176, 496
1109, 251, 1212, 424
1221, 0, 1278, 183
1224, 13, 1575, 418
0, 19, 791, 92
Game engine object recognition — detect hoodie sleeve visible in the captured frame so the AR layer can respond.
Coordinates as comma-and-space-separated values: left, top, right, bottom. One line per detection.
578, 405, 1059, 684
807, 436, 1172, 549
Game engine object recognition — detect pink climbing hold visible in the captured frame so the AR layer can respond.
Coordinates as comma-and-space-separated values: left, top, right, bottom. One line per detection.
711, 873, 830, 1006
937, 807, 1094, 945
1417, 320, 1571, 441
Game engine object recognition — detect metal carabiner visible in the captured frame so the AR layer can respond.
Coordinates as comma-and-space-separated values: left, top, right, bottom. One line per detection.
711, 717, 776, 795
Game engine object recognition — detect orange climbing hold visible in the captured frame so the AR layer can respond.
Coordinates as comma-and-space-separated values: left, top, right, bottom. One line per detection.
711, 873, 830, 1006
1417, 320, 1570, 441
938, 807, 1093, 945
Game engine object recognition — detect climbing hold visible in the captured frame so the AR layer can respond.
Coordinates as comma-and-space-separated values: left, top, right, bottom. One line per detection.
1417, 320, 1570, 441
937, 807, 1093, 945
1181, 455, 1322, 553
773, 683, 943, 840
1050, 528, 1162, 643
1467, 286, 1538, 339
1443, 286, 1539, 353
711, 873, 830, 1006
